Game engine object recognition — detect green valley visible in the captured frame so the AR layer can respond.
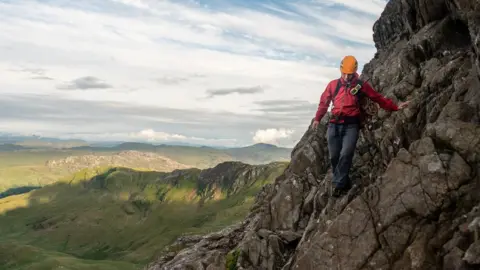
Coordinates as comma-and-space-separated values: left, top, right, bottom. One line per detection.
0, 161, 288, 270
0, 141, 291, 193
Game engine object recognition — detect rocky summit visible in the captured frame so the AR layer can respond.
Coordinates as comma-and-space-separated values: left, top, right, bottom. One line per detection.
145, 0, 480, 269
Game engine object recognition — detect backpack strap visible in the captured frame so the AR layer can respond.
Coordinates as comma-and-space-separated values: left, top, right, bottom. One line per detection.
331, 79, 349, 123
353, 79, 365, 104
355, 79, 364, 94
331, 79, 342, 99
327, 79, 343, 123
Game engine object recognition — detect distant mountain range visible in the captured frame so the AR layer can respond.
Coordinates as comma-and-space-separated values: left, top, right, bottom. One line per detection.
0, 134, 292, 169
0, 134, 89, 149
68, 142, 291, 168
0, 134, 289, 150
0, 138, 293, 193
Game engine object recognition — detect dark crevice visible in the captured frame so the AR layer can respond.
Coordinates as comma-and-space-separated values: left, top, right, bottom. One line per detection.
441, 16, 473, 50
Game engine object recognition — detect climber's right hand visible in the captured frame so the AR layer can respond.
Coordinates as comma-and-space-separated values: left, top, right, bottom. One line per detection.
312, 120, 320, 130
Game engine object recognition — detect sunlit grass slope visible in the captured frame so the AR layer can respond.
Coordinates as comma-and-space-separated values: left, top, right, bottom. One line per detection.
0, 242, 138, 270
0, 161, 288, 269
0, 150, 188, 193
0, 150, 85, 192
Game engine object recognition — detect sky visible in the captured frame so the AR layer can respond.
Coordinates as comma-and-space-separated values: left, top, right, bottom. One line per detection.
0, 0, 388, 147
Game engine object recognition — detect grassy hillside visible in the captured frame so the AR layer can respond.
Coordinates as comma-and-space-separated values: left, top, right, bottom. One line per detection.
0, 150, 92, 193
0, 243, 138, 270
0, 142, 292, 193
0, 150, 87, 168
0, 150, 189, 193
0, 161, 288, 270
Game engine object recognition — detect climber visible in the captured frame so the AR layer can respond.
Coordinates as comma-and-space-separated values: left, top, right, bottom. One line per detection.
312, 55, 410, 197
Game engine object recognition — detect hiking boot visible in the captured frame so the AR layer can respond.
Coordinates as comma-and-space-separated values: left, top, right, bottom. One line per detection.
344, 181, 352, 190
332, 188, 343, 198
332, 186, 350, 198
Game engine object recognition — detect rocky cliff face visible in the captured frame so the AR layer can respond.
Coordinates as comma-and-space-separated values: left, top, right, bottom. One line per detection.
145, 1, 480, 269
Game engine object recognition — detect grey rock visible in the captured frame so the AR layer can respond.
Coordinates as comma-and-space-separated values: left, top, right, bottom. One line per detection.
463, 240, 480, 265
444, 247, 465, 270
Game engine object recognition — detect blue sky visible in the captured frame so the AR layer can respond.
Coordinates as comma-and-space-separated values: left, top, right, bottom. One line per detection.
0, 0, 388, 147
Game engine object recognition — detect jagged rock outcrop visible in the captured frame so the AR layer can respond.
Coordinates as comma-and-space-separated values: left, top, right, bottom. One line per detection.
145, 0, 480, 269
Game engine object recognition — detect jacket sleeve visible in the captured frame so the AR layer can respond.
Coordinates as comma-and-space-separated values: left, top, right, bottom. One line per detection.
314, 81, 333, 121
361, 82, 399, 111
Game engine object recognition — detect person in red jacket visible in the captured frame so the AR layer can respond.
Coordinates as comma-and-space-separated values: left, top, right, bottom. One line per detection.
312, 55, 409, 197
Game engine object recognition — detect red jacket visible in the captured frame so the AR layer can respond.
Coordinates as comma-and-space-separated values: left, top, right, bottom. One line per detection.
314, 73, 399, 123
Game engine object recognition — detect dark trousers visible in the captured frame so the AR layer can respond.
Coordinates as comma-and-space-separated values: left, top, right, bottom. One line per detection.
326, 123, 360, 189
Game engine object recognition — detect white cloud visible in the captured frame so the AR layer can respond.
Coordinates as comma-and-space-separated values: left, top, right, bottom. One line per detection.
137, 129, 187, 141
252, 128, 295, 145
291, 3, 379, 49
0, 0, 387, 147
316, 0, 387, 16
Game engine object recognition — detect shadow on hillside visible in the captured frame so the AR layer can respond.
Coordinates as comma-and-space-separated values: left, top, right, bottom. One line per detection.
0, 185, 42, 199
0, 166, 177, 211
0, 165, 284, 267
